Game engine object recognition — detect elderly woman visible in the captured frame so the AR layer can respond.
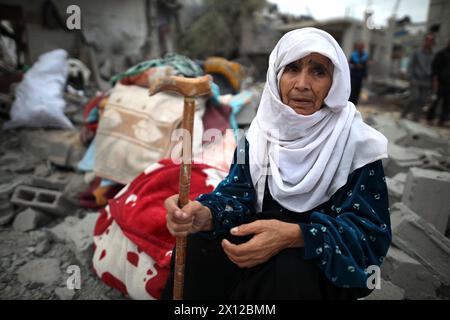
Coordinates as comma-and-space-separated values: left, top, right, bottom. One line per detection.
162, 28, 391, 300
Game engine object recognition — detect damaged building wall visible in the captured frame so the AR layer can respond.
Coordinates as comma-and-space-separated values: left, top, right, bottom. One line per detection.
427, 0, 450, 51
0, 0, 156, 77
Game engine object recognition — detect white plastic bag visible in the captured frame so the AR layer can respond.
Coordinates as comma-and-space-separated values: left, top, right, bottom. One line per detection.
3, 49, 74, 130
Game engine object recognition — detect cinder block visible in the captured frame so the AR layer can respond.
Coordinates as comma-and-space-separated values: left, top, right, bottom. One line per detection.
381, 246, 440, 300
10, 185, 76, 216
402, 168, 450, 235
390, 203, 450, 286
31, 173, 70, 191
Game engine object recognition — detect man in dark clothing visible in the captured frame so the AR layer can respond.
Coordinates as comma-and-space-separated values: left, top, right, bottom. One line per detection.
349, 42, 369, 105
427, 39, 450, 126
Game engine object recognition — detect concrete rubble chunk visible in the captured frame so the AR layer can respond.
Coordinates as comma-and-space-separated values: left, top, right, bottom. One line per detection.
19, 130, 86, 169
32, 173, 70, 191
402, 168, 450, 235
10, 185, 77, 216
396, 119, 447, 150
384, 143, 426, 177
364, 278, 405, 300
386, 172, 407, 204
12, 208, 51, 232
366, 114, 408, 144
49, 216, 80, 243
381, 246, 440, 300
16, 258, 61, 286
49, 213, 99, 266
390, 203, 450, 286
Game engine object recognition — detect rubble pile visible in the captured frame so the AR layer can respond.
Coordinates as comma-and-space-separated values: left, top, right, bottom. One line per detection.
364, 114, 450, 300
0, 96, 126, 300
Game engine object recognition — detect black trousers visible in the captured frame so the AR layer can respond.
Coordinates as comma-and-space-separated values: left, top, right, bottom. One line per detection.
350, 77, 363, 105
427, 84, 450, 124
161, 232, 372, 300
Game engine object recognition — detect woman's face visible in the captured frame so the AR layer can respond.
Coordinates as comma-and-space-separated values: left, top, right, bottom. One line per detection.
279, 53, 333, 115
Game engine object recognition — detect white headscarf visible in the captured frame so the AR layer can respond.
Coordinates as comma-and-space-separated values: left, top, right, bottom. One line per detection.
246, 27, 388, 213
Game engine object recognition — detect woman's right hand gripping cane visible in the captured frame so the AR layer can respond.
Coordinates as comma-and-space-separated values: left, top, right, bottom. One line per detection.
164, 194, 214, 237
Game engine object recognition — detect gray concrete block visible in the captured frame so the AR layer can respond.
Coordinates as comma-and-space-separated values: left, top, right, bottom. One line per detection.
31, 173, 70, 191
12, 208, 51, 232
364, 278, 405, 300
384, 143, 425, 177
390, 203, 450, 286
381, 246, 440, 300
17, 258, 61, 286
397, 119, 448, 150
402, 168, 450, 235
386, 172, 407, 204
10, 185, 77, 216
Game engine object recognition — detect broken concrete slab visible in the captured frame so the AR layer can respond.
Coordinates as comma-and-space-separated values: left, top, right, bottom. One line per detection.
12, 208, 51, 232
10, 185, 77, 216
384, 143, 426, 177
381, 246, 441, 300
17, 258, 61, 286
386, 172, 407, 204
402, 168, 450, 235
396, 119, 448, 150
19, 130, 86, 169
49, 216, 80, 243
390, 203, 450, 286
49, 213, 99, 266
364, 278, 405, 300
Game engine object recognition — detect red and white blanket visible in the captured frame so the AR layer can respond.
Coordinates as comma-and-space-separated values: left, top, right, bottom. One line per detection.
92, 159, 227, 299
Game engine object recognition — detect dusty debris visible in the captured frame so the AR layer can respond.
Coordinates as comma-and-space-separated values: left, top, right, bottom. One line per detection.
17, 258, 62, 286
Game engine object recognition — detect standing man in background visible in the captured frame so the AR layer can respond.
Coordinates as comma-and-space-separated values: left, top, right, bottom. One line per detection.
402, 33, 435, 122
427, 38, 450, 127
349, 41, 369, 105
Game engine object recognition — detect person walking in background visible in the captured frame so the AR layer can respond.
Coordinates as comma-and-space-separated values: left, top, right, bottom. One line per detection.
402, 33, 435, 122
427, 38, 450, 127
349, 42, 369, 105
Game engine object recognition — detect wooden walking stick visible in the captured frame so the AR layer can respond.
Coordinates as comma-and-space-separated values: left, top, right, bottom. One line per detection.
149, 75, 211, 300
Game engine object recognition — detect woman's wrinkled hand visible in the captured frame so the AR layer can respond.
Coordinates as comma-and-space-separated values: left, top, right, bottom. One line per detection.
164, 194, 214, 237
221, 219, 304, 268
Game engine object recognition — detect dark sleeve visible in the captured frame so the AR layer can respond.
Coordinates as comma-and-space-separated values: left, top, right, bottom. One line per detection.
432, 51, 443, 78
299, 160, 392, 288
196, 139, 257, 236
